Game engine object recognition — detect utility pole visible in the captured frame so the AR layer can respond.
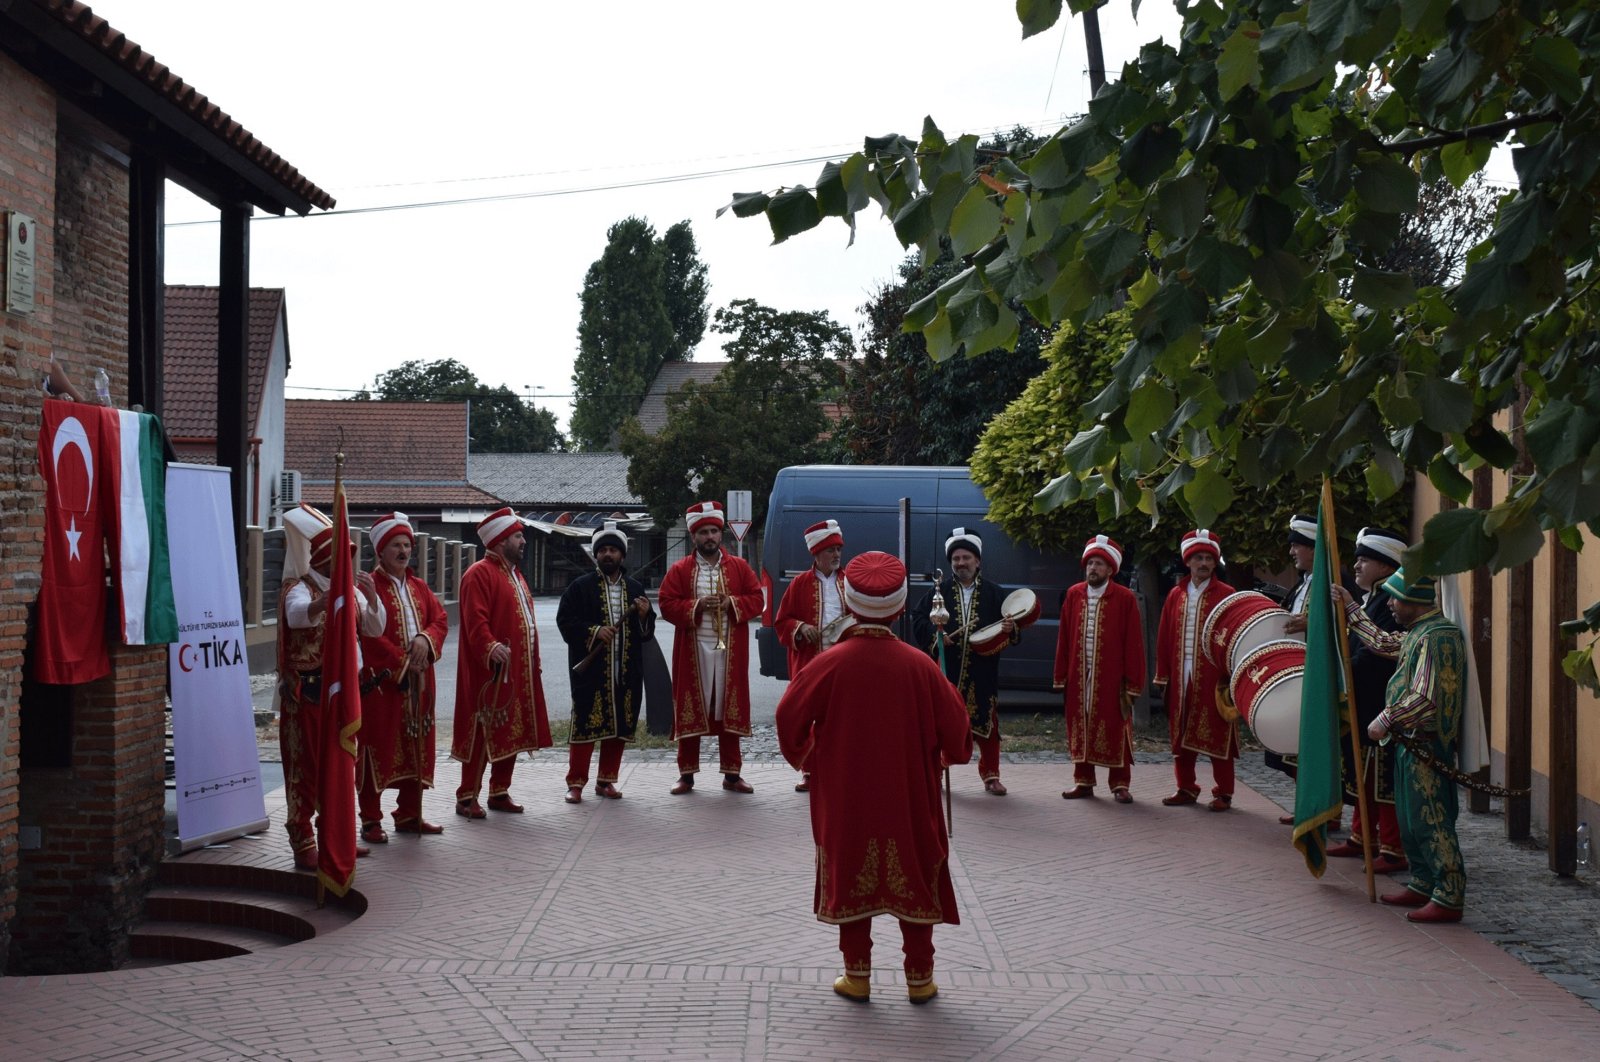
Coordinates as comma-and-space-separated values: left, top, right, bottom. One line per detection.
1083, 8, 1107, 96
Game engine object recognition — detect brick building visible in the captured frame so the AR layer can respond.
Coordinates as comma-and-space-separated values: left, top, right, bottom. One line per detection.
0, 0, 331, 973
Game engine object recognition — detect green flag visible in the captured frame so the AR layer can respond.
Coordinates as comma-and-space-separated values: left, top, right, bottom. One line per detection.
1292, 485, 1346, 877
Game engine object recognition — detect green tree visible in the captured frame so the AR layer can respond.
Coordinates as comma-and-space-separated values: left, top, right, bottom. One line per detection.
363, 357, 563, 453
729, 1, 1600, 676
570, 217, 710, 450
619, 298, 853, 529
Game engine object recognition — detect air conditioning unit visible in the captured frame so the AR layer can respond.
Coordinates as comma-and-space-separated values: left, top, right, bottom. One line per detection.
279, 469, 302, 506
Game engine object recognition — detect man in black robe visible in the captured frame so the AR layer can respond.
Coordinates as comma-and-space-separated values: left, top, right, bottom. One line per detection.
555, 521, 656, 803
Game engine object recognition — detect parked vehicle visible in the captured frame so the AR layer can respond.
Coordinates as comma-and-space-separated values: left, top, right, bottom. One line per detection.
756, 465, 1080, 690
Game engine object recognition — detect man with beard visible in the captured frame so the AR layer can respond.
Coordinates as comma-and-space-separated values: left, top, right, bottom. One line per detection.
777, 551, 972, 1004
1054, 535, 1146, 803
555, 521, 656, 804
452, 507, 552, 819
1152, 529, 1239, 811
658, 501, 764, 795
1339, 570, 1469, 924
358, 512, 449, 842
912, 528, 1018, 795
774, 518, 847, 792
277, 503, 386, 869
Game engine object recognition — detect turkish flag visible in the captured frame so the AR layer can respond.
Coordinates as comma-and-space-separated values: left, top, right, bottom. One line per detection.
316, 481, 362, 898
35, 399, 115, 684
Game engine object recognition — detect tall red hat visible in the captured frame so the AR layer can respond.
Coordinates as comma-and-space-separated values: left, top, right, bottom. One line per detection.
477, 507, 523, 549
803, 519, 842, 554
842, 551, 908, 620
1181, 528, 1223, 564
368, 512, 414, 555
686, 500, 725, 532
1082, 534, 1123, 575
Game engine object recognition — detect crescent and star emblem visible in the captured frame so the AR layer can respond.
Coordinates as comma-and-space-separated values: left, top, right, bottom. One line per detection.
51, 415, 94, 562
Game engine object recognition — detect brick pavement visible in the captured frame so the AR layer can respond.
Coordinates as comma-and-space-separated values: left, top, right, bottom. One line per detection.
3, 758, 1599, 1061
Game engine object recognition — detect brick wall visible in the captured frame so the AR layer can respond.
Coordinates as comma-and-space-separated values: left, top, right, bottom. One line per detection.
0, 53, 59, 977
3, 87, 169, 973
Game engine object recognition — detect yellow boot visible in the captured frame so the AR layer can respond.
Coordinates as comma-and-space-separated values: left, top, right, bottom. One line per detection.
907, 980, 939, 1004
832, 973, 871, 1002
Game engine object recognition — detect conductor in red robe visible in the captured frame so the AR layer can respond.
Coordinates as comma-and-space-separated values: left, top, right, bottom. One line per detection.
1055, 535, 1146, 803
777, 551, 972, 1005
452, 507, 552, 818
772, 518, 847, 791
1152, 529, 1239, 811
658, 500, 764, 795
358, 513, 449, 842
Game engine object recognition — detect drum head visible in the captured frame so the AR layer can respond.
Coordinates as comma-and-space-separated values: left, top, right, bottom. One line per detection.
1247, 669, 1303, 754
1227, 611, 1298, 672
1001, 588, 1040, 627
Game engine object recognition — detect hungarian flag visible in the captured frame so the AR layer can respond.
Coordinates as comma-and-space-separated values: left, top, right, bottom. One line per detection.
107, 408, 178, 645
1292, 480, 1348, 877
35, 399, 113, 684
316, 479, 362, 898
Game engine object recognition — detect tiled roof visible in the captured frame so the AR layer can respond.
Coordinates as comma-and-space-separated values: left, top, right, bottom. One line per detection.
33, 1, 335, 211
468, 453, 642, 508
162, 285, 284, 440
633, 360, 728, 434
284, 400, 499, 508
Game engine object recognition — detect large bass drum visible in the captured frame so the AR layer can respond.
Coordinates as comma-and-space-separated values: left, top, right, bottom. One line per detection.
1227, 638, 1307, 754
1203, 590, 1297, 671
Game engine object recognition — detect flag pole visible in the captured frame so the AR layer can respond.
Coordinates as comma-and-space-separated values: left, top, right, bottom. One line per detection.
1321, 478, 1377, 903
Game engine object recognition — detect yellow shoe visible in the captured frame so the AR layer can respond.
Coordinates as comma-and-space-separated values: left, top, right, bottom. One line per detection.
832, 974, 871, 1002
907, 981, 939, 1005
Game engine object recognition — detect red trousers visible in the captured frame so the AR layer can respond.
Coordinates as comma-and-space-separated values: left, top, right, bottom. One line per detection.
1173, 748, 1235, 798
1349, 761, 1403, 857
456, 727, 518, 803
1073, 750, 1132, 792
676, 718, 743, 776
567, 738, 625, 787
976, 708, 1002, 782
280, 688, 321, 853
357, 752, 425, 827
839, 918, 936, 986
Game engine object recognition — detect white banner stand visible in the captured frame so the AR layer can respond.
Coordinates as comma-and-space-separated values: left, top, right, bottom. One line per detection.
167, 463, 269, 854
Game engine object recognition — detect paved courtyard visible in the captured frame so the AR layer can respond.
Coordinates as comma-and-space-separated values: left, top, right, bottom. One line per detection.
4, 756, 1599, 1061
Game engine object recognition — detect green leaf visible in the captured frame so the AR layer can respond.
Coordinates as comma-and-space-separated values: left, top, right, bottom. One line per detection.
1488, 503, 1548, 572
1016, 0, 1064, 39
1408, 507, 1495, 576
1217, 22, 1262, 100
1183, 462, 1235, 527
1033, 471, 1082, 512
1427, 454, 1473, 503
1351, 269, 1416, 311
1365, 441, 1405, 499
1525, 397, 1599, 473
1125, 379, 1176, 438
1353, 155, 1420, 214
892, 192, 933, 248
766, 186, 822, 244
1416, 377, 1473, 433
1154, 173, 1207, 244
1529, 35, 1583, 106
1439, 139, 1490, 187
1186, 237, 1251, 297
1281, 308, 1342, 384
1064, 424, 1117, 469
1119, 122, 1182, 188
950, 184, 1003, 258
1128, 269, 1160, 308
1083, 226, 1142, 284
717, 190, 771, 219
815, 162, 847, 218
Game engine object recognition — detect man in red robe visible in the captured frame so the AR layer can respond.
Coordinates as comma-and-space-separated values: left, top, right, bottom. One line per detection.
276, 503, 386, 869
358, 513, 449, 843
658, 500, 764, 795
777, 551, 972, 1005
1055, 534, 1146, 803
452, 507, 552, 818
773, 518, 846, 792
1152, 529, 1239, 811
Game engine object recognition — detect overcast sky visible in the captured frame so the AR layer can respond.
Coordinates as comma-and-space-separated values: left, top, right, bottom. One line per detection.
101, 1, 1185, 429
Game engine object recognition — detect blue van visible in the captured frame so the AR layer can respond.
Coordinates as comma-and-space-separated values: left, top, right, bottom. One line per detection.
756, 465, 1081, 690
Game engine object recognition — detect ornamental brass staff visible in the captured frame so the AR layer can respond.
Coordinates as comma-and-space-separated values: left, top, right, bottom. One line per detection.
555, 521, 656, 804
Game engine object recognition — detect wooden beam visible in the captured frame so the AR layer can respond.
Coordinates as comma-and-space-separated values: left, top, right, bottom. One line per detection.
218, 204, 251, 592
1505, 559, 1533, 839
1469, 467, 1494, 814
1548, 540, 1578, 875
126, 152, 165, 418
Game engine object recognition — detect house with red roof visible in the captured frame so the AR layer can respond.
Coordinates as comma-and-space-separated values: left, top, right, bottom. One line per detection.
162, 285, 289, 527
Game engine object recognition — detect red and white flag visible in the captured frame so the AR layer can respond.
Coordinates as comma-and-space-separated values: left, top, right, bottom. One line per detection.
35, 399, 114, 684
316, 479, 362, 897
